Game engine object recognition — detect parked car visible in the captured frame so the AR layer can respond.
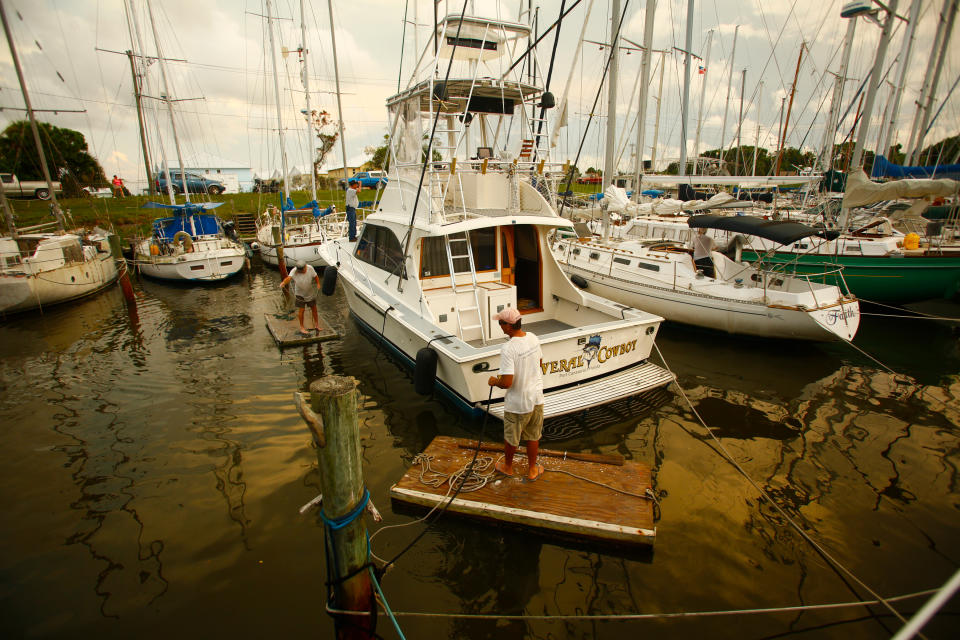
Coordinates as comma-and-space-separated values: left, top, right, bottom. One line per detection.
0, 173, 62, 200
576, 173, 602, 184
252, 177, 281, 193
337, 170, 388, 189
156, 171, 225, 195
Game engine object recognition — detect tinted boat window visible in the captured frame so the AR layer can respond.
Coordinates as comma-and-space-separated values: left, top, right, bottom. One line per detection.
356, 224, 406, 277
420, 228, 497, 277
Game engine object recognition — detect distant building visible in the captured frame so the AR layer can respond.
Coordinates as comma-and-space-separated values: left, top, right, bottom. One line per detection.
162, 152, 255, 193
323, 166, 363, 180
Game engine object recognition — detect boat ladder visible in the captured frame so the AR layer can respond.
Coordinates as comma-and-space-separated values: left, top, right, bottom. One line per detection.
444, 231, 485, 345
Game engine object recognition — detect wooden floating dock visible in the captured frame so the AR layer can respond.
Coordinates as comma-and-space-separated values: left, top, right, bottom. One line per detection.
265, 311, 338, 347
390, 436, 656, 546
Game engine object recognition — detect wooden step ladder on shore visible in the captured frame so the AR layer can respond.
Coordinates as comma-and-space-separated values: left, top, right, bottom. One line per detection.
234, 212, 258, 240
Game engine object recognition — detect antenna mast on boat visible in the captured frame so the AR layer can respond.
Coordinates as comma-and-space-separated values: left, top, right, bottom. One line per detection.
327, 0, 349, 197
630, 0, 656, 198
146, 0, 192, 204
678, 0, 694, 176
0, 0, 66, 233
300, 0, 317, 202
265, 0, 290, 205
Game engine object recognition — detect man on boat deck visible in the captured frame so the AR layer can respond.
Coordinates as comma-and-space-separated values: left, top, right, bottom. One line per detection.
691, 227, 716, 278
488, 307, 545, 482
345, 179, 359, 242
279, 260, 321, 336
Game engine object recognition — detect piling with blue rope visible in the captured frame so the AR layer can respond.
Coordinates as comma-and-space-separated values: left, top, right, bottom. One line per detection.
297, 376, 375, 638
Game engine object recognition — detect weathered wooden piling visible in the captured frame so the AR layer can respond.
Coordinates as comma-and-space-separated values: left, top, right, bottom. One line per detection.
296, 376, 374, 639
272, 226, 288, 279
107, 235, 137, 308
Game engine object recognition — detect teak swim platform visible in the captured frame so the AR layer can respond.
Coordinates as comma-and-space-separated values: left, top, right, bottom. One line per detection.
390, 436, 657, 546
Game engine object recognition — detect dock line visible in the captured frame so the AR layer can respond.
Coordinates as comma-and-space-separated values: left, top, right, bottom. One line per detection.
652, 341, 916, 633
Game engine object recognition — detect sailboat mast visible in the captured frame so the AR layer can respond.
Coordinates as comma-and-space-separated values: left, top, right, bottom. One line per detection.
678, 0, 694, 176
550, 0, 595, 151
753, 81, 762, 176
909, 0, 958, 164
693, 29, 713, 174
630, 0, 656, 198
819, 13, 858, 172
850, 0, 899, 170
774, 44, 804, 176
905, 0, 954, 163
718, 25, 738, 157
0, 0, 65, 233
265, 0, 289, 204
300, 0, 317, 203
650, 51, 666, 170
146, 0, 191, 204
879, 0, 923, 159
327, 0, 349, 196
603, 0, 620, 190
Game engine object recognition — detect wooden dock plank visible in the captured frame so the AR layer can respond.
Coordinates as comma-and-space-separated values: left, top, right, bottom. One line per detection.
390, 436, 656, 546
265, 311, 338, 347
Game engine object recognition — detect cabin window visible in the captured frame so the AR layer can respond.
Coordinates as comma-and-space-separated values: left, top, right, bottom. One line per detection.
419, 228, 496, 277
571, 247, 581, 255
0, 174, 12, 183
356, 223, 406, 277
589, 252, 600, 260
637, 262, 660, 272
613, 257, 631, 266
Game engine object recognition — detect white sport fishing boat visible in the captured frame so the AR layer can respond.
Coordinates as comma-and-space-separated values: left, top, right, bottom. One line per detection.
555, 213, 860, 342
317, 13, 673, 418
0, 228, 120, 315
134, 202, 245, 282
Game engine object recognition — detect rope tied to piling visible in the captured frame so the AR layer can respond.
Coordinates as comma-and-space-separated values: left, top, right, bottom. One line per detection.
320, 488, 371, 531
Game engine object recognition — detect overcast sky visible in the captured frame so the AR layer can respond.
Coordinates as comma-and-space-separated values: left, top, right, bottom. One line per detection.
0, 0, 956, 191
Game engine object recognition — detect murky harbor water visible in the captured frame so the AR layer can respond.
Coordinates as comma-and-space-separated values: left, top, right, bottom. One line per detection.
1, 260, 957, 638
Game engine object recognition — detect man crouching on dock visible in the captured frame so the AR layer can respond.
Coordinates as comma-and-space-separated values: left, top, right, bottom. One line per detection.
488, 308, 545, 481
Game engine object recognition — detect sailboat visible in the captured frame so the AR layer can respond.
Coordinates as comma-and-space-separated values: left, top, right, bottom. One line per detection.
255, 0, 344, 271
0, 1, 120, 315
316, 11, 673, 418
128, 0, 245, 283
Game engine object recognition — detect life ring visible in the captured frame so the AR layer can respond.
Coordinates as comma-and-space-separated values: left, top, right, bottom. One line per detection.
322, 266, 338, 296
414, 347, 438, 396
172, 231, 194, 253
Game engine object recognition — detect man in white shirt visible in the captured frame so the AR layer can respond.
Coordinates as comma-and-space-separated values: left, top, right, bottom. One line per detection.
345, 179, 359, 241
691, 227, 716, 278
487, 307, 545, 481
279, 260, 321, 335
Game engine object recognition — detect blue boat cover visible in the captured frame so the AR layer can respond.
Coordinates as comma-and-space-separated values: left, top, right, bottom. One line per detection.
870, 155, 960, 180
152, 214, 223, 239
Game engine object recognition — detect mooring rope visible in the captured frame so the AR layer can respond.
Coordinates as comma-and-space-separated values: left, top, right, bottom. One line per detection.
858, 298, 960, 322
651, 341, 917, 633
326, 587, 938, 621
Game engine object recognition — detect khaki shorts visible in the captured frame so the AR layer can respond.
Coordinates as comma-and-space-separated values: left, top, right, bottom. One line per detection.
295, 295, 317, 308
502, 405, 544, 447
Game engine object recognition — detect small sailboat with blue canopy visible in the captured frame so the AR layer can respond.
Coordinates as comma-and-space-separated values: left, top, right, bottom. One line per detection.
134, 201, 246, 282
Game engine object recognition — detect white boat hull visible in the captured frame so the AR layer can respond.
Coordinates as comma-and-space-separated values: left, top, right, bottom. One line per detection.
0, 252, 119, 314
135, 239, 245, 282
560, 261, 859, 341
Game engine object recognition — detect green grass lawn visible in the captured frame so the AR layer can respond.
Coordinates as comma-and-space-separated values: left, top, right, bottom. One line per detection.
2, 187, 378, 240
4, 181, 603, 241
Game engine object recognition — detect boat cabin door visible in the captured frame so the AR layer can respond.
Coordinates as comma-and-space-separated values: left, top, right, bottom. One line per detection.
500, 224, 542, 313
